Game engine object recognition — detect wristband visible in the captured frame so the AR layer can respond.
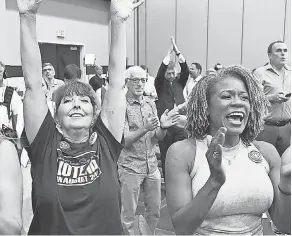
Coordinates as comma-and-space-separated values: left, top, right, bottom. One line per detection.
278, 185, 291, 195
176, 52, 181, 57
160, 125, 167, 130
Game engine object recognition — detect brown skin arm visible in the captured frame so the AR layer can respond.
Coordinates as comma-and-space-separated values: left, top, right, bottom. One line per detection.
166, 139, 222, 235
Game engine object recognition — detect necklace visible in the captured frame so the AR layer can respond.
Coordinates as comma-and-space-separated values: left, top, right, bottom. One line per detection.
222, 141, 241, 166
223, 155, 237, 165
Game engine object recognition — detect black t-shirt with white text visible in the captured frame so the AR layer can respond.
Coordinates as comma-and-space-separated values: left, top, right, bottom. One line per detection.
25, 111, 123, 235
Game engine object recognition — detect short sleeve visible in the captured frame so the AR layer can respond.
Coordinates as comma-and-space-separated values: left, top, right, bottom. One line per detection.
95, 115, 124, 163
11, 91, 22, 116
22, 111, 57, 169
253, 69, 264, 91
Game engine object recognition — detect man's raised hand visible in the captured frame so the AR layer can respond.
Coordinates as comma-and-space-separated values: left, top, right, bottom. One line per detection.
171, 36, 180, 55
160, 109, 180, 129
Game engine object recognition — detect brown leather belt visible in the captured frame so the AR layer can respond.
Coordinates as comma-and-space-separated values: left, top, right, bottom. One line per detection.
265, 119, 291, 127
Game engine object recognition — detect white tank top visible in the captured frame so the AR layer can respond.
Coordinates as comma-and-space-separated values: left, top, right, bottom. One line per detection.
190, 138, 274, 235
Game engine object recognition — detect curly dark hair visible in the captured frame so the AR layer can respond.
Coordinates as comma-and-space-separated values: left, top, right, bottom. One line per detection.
185, 65, 269, 146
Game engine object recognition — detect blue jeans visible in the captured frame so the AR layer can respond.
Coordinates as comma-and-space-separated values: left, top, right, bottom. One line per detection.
119, 167, 161, 235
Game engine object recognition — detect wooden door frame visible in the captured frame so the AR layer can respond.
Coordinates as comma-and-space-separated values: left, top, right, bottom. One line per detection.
38, 40, 86, 82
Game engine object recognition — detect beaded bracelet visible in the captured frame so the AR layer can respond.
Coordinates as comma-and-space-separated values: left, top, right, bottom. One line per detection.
278, 185, 291, 195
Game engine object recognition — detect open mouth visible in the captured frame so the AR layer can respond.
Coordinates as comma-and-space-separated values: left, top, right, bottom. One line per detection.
69, 113, 84, 118
226, 112, 245, 125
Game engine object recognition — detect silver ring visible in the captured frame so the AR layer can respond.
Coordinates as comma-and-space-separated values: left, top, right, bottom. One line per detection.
213, 151, 219, 159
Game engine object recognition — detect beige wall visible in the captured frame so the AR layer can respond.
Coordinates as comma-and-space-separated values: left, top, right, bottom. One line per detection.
176, 0, 208, 71
138, 0, 291, 75
145, 0, 177, 74
242, 0, 286, 69
126, 13, 136, 65
207, 0, 243, 67
1, 0, 110, 67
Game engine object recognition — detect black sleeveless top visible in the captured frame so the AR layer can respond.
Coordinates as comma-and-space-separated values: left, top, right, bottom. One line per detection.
25, 111, 123, 235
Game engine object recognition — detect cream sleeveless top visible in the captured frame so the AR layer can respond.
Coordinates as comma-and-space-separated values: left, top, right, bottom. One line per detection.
191, 138, 274, 235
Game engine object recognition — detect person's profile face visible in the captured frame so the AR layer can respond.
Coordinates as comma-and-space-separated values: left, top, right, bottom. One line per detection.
207, 76, 250, 137
43, 65, 55, 79
269, 43, 288, 67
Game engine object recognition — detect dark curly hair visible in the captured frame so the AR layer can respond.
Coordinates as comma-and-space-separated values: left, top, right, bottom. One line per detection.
185, 65, 269, 146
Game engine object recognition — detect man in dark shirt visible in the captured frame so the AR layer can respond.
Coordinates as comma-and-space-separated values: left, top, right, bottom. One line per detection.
89, 65, 105, 92
155, 37, 189, 180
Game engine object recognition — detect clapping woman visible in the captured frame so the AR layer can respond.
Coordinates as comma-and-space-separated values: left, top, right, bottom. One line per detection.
165, 66, 291, 235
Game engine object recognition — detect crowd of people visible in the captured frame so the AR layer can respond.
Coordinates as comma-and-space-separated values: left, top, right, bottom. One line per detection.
0, 0, 290, 235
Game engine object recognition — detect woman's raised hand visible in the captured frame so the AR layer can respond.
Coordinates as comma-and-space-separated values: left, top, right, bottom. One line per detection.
17, 0, 43, 14
110, 0, 144, 21
206, 127, 227, 188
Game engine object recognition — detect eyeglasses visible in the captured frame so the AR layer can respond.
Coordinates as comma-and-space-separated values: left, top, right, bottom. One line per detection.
128, 77, 148, 84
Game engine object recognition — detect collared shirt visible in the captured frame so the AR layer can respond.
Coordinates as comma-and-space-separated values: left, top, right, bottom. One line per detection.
118, 94, 158, 175
42, 77, 64, 99
183, 75, 202, 100
42, 78, 64, 115
254, 63, 291, 121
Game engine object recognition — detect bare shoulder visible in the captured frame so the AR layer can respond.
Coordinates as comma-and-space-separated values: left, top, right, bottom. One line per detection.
0, 140, 20, 172
252, 140, 280, 168
166, 138, 196, 172
0, 139, 17, 152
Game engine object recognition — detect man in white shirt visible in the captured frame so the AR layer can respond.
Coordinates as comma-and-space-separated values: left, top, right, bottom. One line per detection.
183, 62, 202, 101
254, 41, 291, 156
42, 63, 64, 96
42, 63, 64, 114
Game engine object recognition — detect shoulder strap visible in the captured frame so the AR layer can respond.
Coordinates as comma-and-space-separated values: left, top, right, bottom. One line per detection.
4, 86, 14, 119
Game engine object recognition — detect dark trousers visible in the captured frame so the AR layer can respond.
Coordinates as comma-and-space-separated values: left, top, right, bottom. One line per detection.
256, 122, 291, 156
158, 126, 187, 180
